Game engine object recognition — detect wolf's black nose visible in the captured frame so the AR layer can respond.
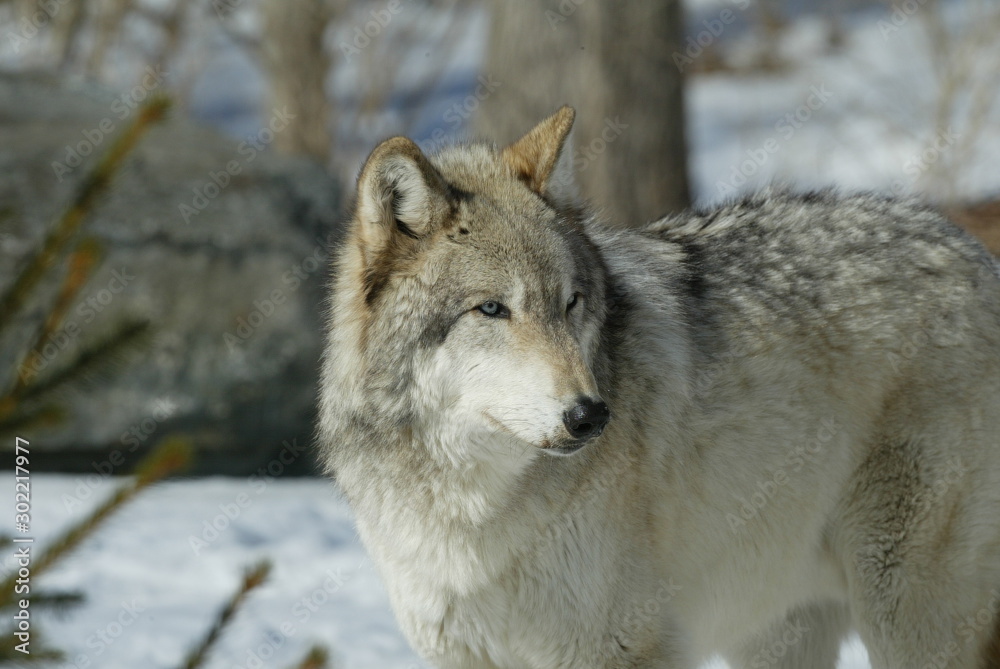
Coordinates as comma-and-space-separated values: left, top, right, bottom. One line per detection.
563, 397, 610, 440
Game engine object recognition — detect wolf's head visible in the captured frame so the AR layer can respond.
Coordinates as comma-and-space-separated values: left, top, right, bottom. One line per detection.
326, 107, 612, 464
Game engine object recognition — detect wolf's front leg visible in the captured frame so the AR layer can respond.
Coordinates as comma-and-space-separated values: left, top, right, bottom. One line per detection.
724, 602, 850, 669
610, 609, 696, 669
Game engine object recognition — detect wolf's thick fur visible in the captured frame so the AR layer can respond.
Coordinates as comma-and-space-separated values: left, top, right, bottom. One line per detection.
319, 107, 1000, 668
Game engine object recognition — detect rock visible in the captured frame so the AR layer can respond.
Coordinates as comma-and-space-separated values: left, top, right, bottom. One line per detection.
0, 72, 343, 476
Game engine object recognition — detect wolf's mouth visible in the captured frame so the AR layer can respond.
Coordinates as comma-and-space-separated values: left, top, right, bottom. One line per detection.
541, 429, 604, 456
542, 442, 587, 456
482, 411, 600, 456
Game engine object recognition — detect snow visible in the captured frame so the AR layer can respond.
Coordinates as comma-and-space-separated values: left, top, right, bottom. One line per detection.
687, 0, 1000, 205
2, 475, 423, 669
1, 474, 871, 668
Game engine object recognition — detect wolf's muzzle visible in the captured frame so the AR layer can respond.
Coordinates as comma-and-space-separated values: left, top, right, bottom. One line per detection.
562, 397, 610, 441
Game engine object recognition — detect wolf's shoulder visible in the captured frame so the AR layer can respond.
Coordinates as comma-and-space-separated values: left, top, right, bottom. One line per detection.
643, 188, 990, 278
648, 188, 952, 243
615, 188, 998, 346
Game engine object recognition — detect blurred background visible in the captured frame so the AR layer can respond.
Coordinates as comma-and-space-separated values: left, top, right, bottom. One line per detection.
0, 0, 997, 667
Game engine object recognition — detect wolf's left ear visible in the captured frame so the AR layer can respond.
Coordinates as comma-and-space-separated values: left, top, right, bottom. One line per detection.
355, 136, 451, 251
501, 106, 576, 197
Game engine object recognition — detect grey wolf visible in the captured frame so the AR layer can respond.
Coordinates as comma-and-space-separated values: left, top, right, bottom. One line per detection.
318, 106, 1000, 668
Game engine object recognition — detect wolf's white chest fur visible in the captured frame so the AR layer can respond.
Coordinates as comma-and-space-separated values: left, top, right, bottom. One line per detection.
352, 416, 856, 669
348, 430, 638, 667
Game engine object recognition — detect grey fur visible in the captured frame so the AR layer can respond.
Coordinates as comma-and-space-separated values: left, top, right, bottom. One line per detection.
319, 110, 1000, 669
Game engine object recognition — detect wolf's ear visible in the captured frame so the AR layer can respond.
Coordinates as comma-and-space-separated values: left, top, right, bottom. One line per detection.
355, 137, 450, 250
501, 106, 576, 196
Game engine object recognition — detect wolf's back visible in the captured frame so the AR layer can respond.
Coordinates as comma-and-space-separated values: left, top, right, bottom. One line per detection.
642, 189, 1000, 354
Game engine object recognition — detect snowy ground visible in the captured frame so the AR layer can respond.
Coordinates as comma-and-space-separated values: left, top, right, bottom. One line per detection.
0, 474, 872, 669
3, 475, 421, 669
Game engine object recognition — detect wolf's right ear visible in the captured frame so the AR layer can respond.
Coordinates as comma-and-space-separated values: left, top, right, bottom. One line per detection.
354, 137, 450, 251
501, 106, 576, 197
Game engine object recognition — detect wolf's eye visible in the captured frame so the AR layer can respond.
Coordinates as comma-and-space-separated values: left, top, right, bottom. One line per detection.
477, 301, 509, 318
566, 293, 582, 313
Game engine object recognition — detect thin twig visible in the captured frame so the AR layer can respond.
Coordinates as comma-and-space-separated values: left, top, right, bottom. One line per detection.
0, 95, 170, 324
179, 561, 272, 669
0, 437, 192, 607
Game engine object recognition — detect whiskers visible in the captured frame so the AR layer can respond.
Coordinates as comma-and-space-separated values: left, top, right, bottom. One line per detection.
484, 403, 562, 459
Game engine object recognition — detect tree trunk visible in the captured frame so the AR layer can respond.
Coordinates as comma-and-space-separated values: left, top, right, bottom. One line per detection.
260, 0, 332, 163
477, 1, 691, 226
